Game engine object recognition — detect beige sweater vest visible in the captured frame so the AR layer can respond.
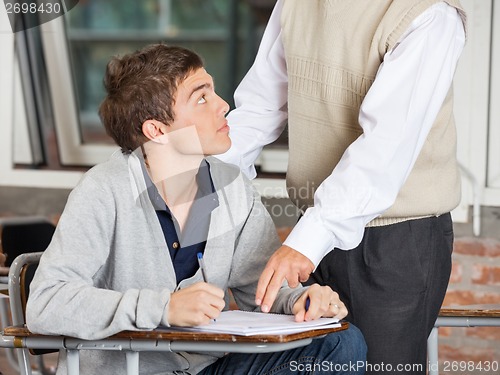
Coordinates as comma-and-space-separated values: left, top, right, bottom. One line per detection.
281, 0, 466, 226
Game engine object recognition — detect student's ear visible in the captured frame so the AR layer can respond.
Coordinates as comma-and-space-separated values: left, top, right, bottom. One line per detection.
142, 120, 167, 144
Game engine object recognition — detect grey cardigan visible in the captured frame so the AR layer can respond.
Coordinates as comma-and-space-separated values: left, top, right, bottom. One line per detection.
26, 151, 306, 375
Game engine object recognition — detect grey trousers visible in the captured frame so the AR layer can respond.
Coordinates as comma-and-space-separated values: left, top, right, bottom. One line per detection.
306, 213, 453, 375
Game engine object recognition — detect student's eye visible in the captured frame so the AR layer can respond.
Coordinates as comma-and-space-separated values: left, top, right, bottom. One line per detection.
197, 95, 207, 104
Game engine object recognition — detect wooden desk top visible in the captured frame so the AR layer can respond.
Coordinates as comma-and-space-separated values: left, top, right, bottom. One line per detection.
3, 321, 349, 344
439, 305, 500, 318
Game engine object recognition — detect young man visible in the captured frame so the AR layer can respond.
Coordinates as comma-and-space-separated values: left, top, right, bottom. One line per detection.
26, 44, 366, 375
217, 1, 466, 373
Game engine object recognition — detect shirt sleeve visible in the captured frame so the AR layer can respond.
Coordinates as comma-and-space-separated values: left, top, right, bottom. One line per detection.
215, 0, 288, 179
285, 3, 466, 267
228, 179, 307, 314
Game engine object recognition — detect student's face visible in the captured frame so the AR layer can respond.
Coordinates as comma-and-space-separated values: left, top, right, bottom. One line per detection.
167, 68, 231, 156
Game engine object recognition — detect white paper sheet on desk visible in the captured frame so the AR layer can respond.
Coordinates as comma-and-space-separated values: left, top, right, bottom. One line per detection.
164, 310, 341, 336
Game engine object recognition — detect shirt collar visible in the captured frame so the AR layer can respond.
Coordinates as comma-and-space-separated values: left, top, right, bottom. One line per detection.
139, 157, 218, 213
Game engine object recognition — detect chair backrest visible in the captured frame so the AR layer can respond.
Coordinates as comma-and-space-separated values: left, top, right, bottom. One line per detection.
9, 252, 57, 356
20, 261, 39, 322
1, 219, 55, 267
8, 252, 42, 325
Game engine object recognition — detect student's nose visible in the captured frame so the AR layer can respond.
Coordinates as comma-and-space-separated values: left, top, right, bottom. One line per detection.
218, 96, 230, 116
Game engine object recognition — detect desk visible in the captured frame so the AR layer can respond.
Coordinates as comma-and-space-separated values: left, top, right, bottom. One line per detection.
0, 284, 10, 330
428, 305, 500, 375
0, 269, 9, 285
0, 282, 20, 373
1, 321, 348, 375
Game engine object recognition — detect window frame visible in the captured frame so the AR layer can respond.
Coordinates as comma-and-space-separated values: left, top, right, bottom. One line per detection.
41, 16, 118, 166
487, 2, 500, 196
0, 10, 84, 188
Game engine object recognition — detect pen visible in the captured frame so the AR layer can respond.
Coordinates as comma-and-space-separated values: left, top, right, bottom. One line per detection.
305, 297, 310, 312
197, 252, 216, 322
197, 252, 208, 282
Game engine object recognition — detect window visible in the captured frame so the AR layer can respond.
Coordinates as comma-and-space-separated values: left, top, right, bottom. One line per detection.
28, 0, 268, 166
65, 0, 255, 148
450, 0, 500, 223
487, 3, 500, 194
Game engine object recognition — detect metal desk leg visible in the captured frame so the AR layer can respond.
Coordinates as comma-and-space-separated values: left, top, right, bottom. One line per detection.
0, 298, 21, 373
16, 348, 33, 375
427, 326, 439, 375
66, 349, 80, 375
126, 351, 139, 375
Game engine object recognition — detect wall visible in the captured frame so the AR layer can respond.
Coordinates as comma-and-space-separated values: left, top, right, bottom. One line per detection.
0, 186, 69, 222
439, 237, 500, 373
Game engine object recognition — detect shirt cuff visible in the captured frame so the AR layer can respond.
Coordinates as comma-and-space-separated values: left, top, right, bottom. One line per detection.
283, 212, 337, 269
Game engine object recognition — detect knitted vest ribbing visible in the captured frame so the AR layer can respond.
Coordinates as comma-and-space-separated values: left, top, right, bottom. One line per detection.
281, 0, 466, 226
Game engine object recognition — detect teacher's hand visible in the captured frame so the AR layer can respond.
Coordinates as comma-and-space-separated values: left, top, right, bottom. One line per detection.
256, 245, 314, 313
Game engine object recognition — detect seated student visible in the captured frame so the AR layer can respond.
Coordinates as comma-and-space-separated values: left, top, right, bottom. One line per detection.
26, 44, 366, 375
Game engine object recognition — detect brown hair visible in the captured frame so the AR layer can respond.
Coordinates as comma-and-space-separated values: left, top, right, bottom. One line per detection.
99, 44, 204, 153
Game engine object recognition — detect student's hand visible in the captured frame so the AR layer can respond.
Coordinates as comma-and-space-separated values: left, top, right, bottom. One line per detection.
292, 283, 347, 322
256, 245, 314, 313
168, 282, 225, 327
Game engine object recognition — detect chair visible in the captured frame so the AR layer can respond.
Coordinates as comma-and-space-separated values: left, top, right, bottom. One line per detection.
8, 251, 57, 375
0, 217, 56, 267
0, 217, 58, 375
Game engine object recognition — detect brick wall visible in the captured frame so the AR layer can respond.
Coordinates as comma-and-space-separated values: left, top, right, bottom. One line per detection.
439, 237, 500, 374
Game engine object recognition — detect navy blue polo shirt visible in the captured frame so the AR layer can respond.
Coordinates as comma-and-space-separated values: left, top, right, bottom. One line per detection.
142, 159, 219, 284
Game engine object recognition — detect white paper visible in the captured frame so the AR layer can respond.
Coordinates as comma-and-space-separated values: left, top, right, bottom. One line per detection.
163, 310, 341, 336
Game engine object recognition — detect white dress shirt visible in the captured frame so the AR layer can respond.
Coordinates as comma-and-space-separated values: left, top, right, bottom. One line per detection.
218, 0, 466, 267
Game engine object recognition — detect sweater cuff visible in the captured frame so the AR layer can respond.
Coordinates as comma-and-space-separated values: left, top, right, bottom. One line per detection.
137, 289, 171, 329
160, 299, 171, 328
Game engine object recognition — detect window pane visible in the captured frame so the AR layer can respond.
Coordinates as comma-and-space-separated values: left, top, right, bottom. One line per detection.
64, 0, 253, 145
